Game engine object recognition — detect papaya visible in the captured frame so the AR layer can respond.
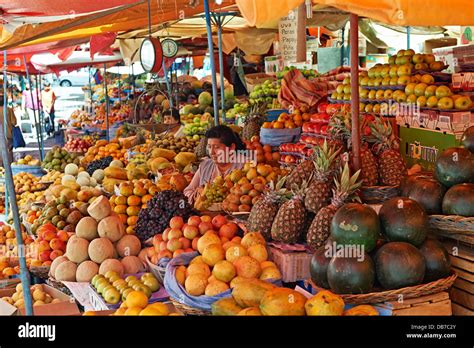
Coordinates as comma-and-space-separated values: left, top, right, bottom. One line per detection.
104, 167, 128, 180
174, 152, 197, 168
102, 178, 128, 193
343, 305, 379, 316
50, 185, 66, 198
232, 279, 276, 308
305, 290, 344, 316
151, 148, 176, 161
63, 180, 81, 191
260, 288, 307, 316
237, 307, 262, 316
211, 297, 243, 316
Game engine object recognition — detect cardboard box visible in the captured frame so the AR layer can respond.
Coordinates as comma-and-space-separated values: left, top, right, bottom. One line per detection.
244, 73, 276, 92
452, 72, 474, 91
424, 38, 458, 53
268, 246, 312, 283
432, 46, 455, 73
437, 110, 474, 132
0, 284, 80, 316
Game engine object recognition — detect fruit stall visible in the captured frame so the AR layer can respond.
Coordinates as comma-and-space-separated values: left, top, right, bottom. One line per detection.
0, 1, 472, 322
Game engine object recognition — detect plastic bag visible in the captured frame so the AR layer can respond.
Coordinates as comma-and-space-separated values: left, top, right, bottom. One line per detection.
260, 127, 301, 147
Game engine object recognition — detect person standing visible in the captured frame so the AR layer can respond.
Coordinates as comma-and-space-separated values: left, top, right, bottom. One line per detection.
41, 83, 56, 136
0, 89, 18, 165
21, 84, 41, 134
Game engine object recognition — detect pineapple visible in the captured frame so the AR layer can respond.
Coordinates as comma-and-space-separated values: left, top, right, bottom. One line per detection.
284, 159, 314, 190
271, 180, 310, 244
241, 104, 266, 141
194, 137, 208, 158
359, 146, 379, 186
304, 140, 341, 213
247, 177, 290, 240
306, 163, 362, 251
369, 118, 407, 186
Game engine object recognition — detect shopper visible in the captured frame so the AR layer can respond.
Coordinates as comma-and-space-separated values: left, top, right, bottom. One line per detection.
161, 108, 184, 137
184, 125, 245, 205
41, 82, 56, 136
0, 90, 18, 165
21, 85, 41, 128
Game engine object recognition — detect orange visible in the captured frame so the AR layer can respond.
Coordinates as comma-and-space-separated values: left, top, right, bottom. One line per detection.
133, 186, 147, 197
114, 205, 128, 215
118, 214, 128, 225
127, 216, 139, 226
3, 267, 16, 276
126, 206, 141, 216
115, 196, 127, 205
127, 195, 141, 206
124, 307, 142, 316
142, 194, 153, 204
273, 121, 284, 129
125, 291, 148, 309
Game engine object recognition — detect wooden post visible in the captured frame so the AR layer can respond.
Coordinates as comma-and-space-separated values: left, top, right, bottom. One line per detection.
350, 14, 361, 171
296, 4, 307, 62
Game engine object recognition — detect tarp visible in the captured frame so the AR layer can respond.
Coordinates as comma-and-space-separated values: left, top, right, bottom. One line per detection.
236, 0, 474, 27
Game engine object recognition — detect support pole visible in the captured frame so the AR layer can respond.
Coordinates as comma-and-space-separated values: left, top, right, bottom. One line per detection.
103, 64, 109, 141
296, 4, 307, 63
1, 55, 33, 316
203, 0, 220, 125
340, 27, 345, 66
406, 26, 411, 49
216, 15, 226, 123
350, 14, 361, 171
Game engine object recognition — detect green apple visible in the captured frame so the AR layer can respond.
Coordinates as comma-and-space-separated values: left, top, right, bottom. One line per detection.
109, 275, 121, 284
143, 278, 160, 292
133, 284, 152, 298
113, 279, 127, 288
343, 77, 351, 85
435, 85, 452, 99
424, 85, 437, 98
121, 288, 134, 302
414, 83, 428, 97
454, 96, 473, 110
96, 280, 111, 295
336, 85, 344, 94
376, 90, 385, 100
415, 63, 429, 71
397, 49, 406, 57
91, 274, 104, 288
389, 66, 399, 78
405, 83, 417, 95
368, 90, 377, 100
437, 97, 454, 110
397, 65, 411, 77
104, 271, 119, 280
398, 76, 411, 85
420, 74, 435, 84
103, 288, 120, 305
381, 67, 390, 78
390, 77, 399, 86
359, 102, 366, 112
416, 96, 427, 107
343, 93, 351, 101
365, 104, 374, 113
412, 54, 424, 64
343, 85, 351, 94
360, 89, 369, 99
426, 96, 439, 108
395, 92, 407, 103
384, 90, 393, 99
360, 76, 369, 86
406, 94, 418, 104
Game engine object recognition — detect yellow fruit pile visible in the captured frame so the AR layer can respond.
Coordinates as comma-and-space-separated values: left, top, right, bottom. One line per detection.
0, 224, 34, 258
14, 155, 41, 166
40, 170, 64, 185
12, 172, 46, 193
1, 284, 62, 308
82, 140, 128, 166
110, 180, 157, 234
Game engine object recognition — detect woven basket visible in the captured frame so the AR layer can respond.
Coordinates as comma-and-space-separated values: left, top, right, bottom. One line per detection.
145, 256, 167, 284
429, 215, 474, 235
29, 266, 50, 280
360, 185, 400, 204
46, 278, 73, 297
308, 271, 457, 305
169, 297, 211, 316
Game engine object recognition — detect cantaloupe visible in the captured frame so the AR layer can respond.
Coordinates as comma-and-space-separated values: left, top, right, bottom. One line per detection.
75, 217, 98, 241
64, 163, 79, 176
92, 169, 105, 183
87, 195, 111, 220
88, 238, 114, 264
116, 235, 141, 257
98, 215, 124, 242
54, 261, 77, 281
121, 256, 145, 274
76, 261, 99, 282
66, 236, 90, 263
99, 259, 124, 277
50, 255, 69, 278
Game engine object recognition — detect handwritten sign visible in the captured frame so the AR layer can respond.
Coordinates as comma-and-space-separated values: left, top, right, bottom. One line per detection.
278, 12, 298, 63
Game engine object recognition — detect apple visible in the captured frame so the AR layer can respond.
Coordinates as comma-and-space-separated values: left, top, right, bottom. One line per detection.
158, 249, 173, 260
162, 228, 170, 241
37, 240, 51, 253
384, 90, 393, 99
56, 231, 69, 242
412, 54, 424, 64
187, 216, 202, 227
426, 96, 439, 108
330, 92, 338, 99
437, 97, 454, 110
360, 89, 369, 98
167, 228, 183, 240
42, 231, 56, 242
435, 85, 452, 99
405, 83, 417, 95
389, 56, 396, 65
368, 90, 377, 100
390, 77, 399, 86
454, 96, 473, 110
368, 67, 376, 78
389, 66, 398, 78
397, 49, 406, 57
395, 92, 407, 103
424, 54, 435, 64
414, 83, 428, 97
38, 250, 51, 262
365, 104, 374, 113
152, 234, 163, 248
424, 85, 437, 98
159, 241, 168, 252
380, 67, 390, 78
416, 96, 427, 107
373, 104, 381, 114
49, 250, 63, 260
397, 76, 411, 86
179, 237, 191, 250
201, 215, 212, 223
415, 63, 429, 71
406, 94, 418, 104
397, 65, 411, 77
420, 74, 435, 84
359, 103, 366, 112
360, 77, 369, 86
376, 90, 385, 100
183, 224, 199, 239
198, 222, 213, 235
367, 79, 374, 87
166, 238, 183, 253
343, 77, 351, 85
343, 94, 351, 101
103, 287, 121, 304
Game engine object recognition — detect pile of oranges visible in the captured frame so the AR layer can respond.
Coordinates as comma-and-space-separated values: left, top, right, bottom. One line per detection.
82, 140, 128, 165
110, 180, 159, 234
243, 136, 280, 166
261, 111, 310, 129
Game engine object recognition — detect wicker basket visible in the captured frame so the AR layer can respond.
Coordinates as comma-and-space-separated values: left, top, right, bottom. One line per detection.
29, 266, 50, 280
145, 255, 166, 284
429, 215, 474, 235
46, 278, 73, 297
169, 298, 211, 316
308, 272, 457, 305
360, 185, 400, 204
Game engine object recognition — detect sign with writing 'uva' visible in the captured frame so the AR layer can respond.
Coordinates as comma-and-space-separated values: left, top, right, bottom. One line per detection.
278, 12, 298, 64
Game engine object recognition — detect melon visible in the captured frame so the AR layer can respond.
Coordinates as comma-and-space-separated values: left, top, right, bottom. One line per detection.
379, 197, 427, 246
400, 174, 431, 196
98, 215, 125, 242
76, 261, 99, 282
92, 169, 105, 183
198, 91, 212, 106
49, 255, 69, 278
204, 280, 229, 296
234, 256, 262, 278
88, 237, 114, 264
419, 238, 451, 282
435, 147, 474, 187
374, 242, 425, 289
327, 253, 375, 294
197, 231, 221, 254
260, 288, 307, 316
305, 290, 345, 316
181, 104, 194, 115
121, 256, 145, 274
310, 246, 332, 289
65, 236, 90, 263
407, 178, 446, 214
64, 163, 79, 176
54, 261, 77, 282
77, 171, 90, 179
75, 217, 98, 241
99, 259, 124, 277
116, 235, 141, 257
330, 203, 380, 252
461, 125, 474, 153
442, 183, 474, 217
87, 195, 111, 220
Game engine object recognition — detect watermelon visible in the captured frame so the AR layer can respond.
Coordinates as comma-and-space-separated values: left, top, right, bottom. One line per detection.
419, 238, 451, 282
310, 246, 331, 289
327, 253, 375, 294
379, 197, 428, 246
407, 178, 446, 214
374, 242, 425, 289
461, 126, 474, 153
442, 183, 474, 217
400, 174, 431, 197
435, 147, 474, 187
330, 203, 380, 253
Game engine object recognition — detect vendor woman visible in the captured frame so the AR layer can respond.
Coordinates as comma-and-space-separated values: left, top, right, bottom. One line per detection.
184, 125, 246, 204
161, 108, 185, 137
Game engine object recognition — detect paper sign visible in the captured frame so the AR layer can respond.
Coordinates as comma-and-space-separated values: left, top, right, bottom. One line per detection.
62, 281, 96, 310
278, 12, 298, 63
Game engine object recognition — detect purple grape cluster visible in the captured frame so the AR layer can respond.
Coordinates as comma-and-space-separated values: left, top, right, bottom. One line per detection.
135, 190, 196, 242
86, 156, 113, 175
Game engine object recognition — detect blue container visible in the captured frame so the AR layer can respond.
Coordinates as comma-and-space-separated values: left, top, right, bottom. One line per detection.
260, 127, 301, 147
11, 165, 46, 177
266, 109, 289, 122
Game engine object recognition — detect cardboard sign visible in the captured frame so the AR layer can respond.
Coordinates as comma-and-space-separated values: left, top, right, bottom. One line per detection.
278, 13, 298, 63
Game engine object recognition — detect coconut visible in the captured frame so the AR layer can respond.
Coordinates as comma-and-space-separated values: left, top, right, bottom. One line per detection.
75, 217, 99, 241
99, 259, 124, 277
98, 215, 125, 242
76, 261, 99, 282
88, 238, 115, 264
54, 261, 77, 281
121, 256, 145, 274
65, 236, 89, 263
87, 195, 111, 220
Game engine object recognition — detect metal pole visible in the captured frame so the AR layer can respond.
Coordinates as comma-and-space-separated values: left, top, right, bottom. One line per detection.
406, 26, 411, 49
1, 52, 33, 315
23, 57, 42, 156
350, 14, 361, 171
341, 27, 345, 67
203, 0, 219, 125
118, 73, 121, 104
34, 75, 44, 161
216, 15, 226, 123
103, 64, 109, 141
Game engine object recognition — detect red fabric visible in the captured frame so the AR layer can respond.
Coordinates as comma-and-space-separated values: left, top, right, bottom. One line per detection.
57, 46, 77, 61
90, 33, 117, 59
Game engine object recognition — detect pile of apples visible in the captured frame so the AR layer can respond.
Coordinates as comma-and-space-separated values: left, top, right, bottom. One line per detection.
147, 215, 240, 263
30, 224, 71, 267
64, 138, 94, 153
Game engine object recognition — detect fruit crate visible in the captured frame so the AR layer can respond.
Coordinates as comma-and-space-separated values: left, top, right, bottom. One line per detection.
268, 244, 313, 283
440, 238, 474, 316
376, 291, 452, 316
